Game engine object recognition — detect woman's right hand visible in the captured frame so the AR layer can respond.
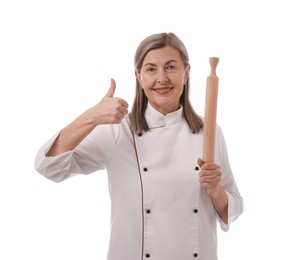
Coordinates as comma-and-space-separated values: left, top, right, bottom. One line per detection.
86, 78, 129, 125
45, 79, 128, 156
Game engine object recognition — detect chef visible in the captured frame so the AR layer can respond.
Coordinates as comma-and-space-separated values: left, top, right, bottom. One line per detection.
35, 32, 243, 260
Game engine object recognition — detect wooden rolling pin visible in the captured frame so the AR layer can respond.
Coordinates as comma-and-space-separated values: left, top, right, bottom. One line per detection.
203, 57, 219, 163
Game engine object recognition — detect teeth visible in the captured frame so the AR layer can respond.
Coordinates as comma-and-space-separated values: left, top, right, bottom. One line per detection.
155, 88, 171, 94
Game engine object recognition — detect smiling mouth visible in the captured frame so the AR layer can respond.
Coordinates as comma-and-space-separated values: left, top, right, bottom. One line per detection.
153, 87, 173, 94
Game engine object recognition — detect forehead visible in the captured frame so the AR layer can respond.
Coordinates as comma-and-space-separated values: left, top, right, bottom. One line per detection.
143, 46, 182, 65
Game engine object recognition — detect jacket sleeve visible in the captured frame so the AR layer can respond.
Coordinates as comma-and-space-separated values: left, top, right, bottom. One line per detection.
34, 124, 119, 183
215, 126, 244, 231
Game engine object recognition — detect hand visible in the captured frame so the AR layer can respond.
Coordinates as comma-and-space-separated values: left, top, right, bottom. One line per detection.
88, 78, 129, 125
197, 158, 223, 198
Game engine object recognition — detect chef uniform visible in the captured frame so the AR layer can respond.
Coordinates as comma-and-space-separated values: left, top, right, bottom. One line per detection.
35, 103, 243, 260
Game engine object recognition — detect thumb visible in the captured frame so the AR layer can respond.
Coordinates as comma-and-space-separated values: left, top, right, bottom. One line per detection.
197, 158, 205, 167
105, 78, 116, 98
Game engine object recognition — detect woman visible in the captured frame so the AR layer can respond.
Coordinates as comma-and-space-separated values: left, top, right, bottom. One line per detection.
35, 32, 243, 260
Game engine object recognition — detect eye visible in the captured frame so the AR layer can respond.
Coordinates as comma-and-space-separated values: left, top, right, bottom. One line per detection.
146, 67, 156, 72
166, 65, 176, 70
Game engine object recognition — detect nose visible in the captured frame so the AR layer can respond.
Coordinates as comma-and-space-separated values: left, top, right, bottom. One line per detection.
156, 69, 169, 84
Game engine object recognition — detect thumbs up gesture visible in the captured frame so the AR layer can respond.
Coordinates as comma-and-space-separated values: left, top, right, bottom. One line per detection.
104, 78, 117, 98
88, 79, 129, 125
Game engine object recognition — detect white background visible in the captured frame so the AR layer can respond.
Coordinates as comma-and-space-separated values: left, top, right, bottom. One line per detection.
1, 0, 303, 259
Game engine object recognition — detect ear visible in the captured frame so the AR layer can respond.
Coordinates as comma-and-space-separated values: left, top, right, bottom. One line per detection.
183, 64, 191, 84
135, 70, 142, 86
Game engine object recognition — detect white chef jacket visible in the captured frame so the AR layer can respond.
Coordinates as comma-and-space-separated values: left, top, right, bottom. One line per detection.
35, 104, 243, 260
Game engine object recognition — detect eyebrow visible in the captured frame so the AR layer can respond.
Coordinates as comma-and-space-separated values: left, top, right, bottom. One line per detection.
143, 60, 178, 67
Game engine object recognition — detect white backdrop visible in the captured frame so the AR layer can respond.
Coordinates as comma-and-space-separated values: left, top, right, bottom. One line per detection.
1, 0, 303, 259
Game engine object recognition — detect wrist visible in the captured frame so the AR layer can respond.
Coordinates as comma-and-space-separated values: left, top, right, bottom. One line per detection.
210, 186, 225, 200
81, 107, 99, 127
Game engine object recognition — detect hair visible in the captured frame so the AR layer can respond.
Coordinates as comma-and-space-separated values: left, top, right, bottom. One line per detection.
129, 32, 203, 134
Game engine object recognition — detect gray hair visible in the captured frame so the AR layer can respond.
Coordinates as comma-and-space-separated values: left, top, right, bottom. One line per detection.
129, 32, 203, 133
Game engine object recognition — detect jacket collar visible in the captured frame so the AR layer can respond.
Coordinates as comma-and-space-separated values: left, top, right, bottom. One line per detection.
145, 103, 183, 129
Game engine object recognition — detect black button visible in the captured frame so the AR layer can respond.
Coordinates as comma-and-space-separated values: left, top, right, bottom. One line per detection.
138, 132, 143, 137
194, 253, 198, 257
146, 209, 151, 214
143, 167, 148, 172
193, 209, 198, 213
145, 253, 150, 258
195, 166, 199, 171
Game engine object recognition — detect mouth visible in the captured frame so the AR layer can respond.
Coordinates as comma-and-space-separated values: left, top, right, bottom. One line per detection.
153, 87, 174, 95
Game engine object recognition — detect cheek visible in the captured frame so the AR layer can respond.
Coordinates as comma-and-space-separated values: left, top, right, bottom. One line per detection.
140, 76, 154, 90
137, 72, 147, 88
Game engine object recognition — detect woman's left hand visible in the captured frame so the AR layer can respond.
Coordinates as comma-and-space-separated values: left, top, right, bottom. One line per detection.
197, 158, 223, 198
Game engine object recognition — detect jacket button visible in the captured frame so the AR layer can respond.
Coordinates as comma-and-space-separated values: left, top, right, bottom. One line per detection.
138, 132, 143, 137
146, 209, 151, 214
193, 209, 198, 213
195, 166, 199, 171
194, 253, 198, 257
143, 167, 148, 172
145, 253, 150, 258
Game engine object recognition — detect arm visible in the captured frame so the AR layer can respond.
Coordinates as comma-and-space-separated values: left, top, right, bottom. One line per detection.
46, 79, 129, 156
211, 188, 228, 224
197, 159, 228, 224
198, 126, 243, 227
35, 79, 129, 182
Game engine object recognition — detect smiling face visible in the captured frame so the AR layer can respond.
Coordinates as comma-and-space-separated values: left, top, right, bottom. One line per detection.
136, 46, 190, 115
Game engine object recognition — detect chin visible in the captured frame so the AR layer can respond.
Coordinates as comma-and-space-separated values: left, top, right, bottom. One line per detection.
152, 101, 179, 114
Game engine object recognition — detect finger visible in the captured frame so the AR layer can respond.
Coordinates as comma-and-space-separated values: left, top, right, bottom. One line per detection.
200, 175, 220, 183
121, 100, 129, 108
200, 169, 221, 177
199, 168, 221, 179
105, 78, 116, 98
201, 162, 219, 170
120, 106, 129, 115
118, 98, 129, 108
197, 158, 205, 167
